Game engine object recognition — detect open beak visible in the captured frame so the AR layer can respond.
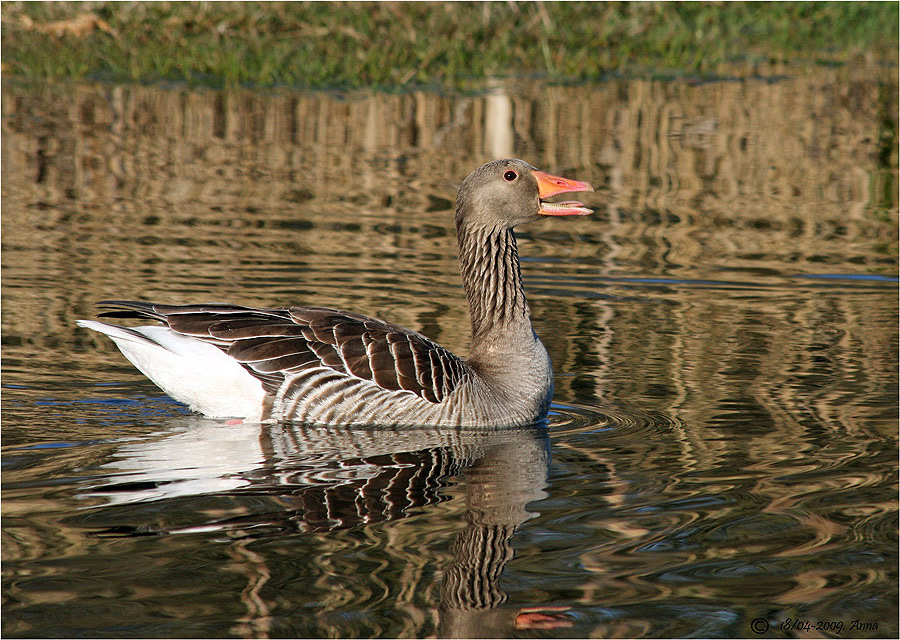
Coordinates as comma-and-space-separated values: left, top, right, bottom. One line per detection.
534, 170, 594, 216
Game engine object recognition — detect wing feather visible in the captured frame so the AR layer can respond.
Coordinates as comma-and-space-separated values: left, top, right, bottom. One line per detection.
93, 301, 467, 403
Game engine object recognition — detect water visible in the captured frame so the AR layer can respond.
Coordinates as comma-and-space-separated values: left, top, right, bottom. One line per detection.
2, 68, 897, 638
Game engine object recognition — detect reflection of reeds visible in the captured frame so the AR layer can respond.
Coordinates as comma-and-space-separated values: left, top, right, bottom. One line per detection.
2, 69, 897, 640
3, 75, 895, 379
3, 72, 896, 418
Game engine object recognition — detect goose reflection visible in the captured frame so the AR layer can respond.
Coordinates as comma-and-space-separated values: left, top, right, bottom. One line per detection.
85, 418, 572, 637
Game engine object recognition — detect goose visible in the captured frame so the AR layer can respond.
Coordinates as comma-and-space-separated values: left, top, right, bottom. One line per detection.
78, 159, 593, 427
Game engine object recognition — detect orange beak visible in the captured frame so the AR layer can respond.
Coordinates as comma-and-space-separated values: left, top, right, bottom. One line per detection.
534, 170, 594, 216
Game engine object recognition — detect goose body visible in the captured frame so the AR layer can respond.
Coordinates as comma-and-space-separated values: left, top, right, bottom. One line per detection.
78, 159, 593, 427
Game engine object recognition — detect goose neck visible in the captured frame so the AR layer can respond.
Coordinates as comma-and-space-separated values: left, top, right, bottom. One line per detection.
456, 222, 533, 352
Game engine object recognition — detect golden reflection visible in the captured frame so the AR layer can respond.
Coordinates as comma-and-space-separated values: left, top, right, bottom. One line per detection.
3, 69, 895, 402
2, 68, 896, 637
228, 539, 273, 639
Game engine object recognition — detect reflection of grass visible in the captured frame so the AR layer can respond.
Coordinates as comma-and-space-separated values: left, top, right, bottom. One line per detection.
2, 2, 898, 88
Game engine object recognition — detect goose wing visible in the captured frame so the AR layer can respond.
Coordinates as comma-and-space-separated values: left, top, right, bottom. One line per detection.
96, 301, 467, 404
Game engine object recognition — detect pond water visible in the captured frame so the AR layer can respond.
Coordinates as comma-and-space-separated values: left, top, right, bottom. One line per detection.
2, 68, 898, 638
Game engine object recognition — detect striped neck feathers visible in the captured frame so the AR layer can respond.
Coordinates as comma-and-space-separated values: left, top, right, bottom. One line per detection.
456, 222, 533, 349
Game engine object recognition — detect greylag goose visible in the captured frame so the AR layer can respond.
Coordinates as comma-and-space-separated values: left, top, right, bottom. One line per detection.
78, 159, 593, 427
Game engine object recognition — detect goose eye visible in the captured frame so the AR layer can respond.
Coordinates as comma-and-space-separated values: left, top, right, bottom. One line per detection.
503, 170, 518, 181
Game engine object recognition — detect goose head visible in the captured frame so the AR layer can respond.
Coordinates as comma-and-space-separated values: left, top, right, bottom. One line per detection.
455, 159, 594, 229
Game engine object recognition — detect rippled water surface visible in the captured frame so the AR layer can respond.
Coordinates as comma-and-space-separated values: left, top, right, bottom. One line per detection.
2, 69, 898, 638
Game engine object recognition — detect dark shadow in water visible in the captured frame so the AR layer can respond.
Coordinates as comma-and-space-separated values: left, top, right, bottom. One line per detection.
78, 418, 573, 637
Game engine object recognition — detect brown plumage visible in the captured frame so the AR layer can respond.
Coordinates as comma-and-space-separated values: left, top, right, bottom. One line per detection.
97, 302, 464, 404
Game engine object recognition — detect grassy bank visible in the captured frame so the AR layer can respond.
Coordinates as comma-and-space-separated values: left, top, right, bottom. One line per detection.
2, 1, 898, 89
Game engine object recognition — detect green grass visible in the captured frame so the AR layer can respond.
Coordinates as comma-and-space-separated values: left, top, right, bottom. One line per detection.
2, 1, 898, 89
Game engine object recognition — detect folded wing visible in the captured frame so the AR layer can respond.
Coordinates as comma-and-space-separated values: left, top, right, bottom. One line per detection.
96, 301, 467, 404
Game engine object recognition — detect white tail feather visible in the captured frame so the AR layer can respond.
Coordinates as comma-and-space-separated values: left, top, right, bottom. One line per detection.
77, 320, 266, 419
